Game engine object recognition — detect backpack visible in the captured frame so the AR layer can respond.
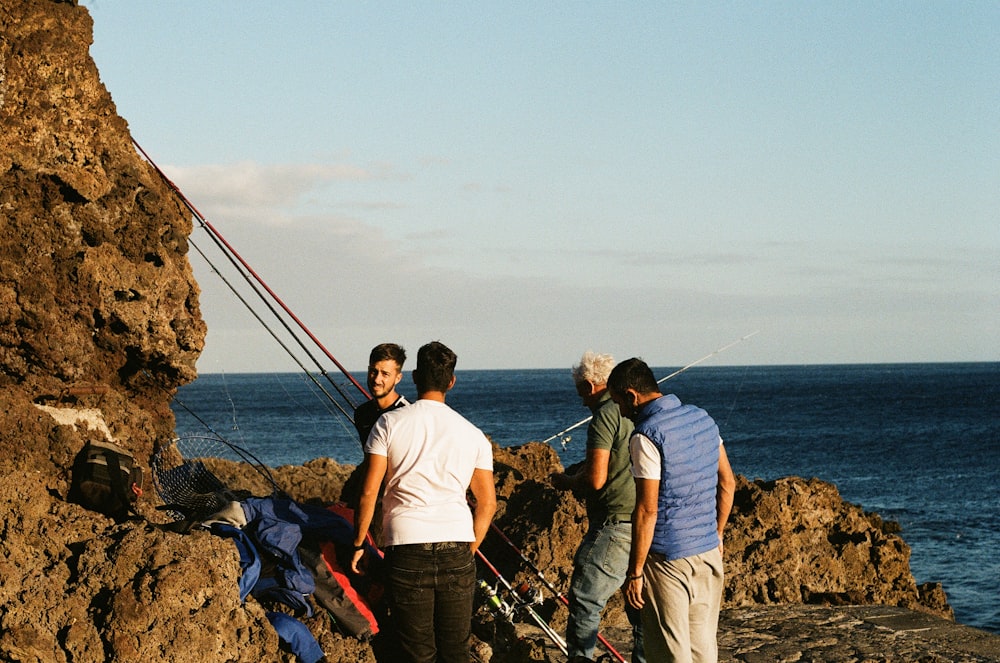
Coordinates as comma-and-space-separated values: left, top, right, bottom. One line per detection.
70, 440, 143, 519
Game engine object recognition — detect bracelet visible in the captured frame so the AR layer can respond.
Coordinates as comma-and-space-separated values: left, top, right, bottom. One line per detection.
352, 543, 365, 551
626, 574, 642, 581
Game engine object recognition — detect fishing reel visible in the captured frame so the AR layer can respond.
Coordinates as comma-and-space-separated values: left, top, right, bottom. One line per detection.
559, 435, 572, 451
477, 579, 514, 620
514, 581, 542, 607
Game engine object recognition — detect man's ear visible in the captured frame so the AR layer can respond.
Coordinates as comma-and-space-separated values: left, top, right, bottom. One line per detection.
626, 388, 642, 408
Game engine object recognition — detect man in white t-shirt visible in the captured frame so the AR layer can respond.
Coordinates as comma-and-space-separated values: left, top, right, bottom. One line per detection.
350, 341, 496, 663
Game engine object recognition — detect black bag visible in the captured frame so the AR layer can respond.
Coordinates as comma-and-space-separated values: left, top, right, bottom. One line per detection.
70, 440, 143, 519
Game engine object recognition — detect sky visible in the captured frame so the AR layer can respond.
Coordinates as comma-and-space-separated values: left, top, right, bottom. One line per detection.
80, 1, 998, 372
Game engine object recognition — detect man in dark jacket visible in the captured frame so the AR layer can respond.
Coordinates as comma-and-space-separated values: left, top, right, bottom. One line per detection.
353, 342, 409, 444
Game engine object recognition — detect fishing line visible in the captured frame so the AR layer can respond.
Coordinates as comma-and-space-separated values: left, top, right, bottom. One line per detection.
722, 364, 751, 428
283, 372, 362, 443
277, 371, 348, 425
188, 230, 361, 417
143, 371, 285, 496
194, 217, 368, 402
186, 234, 356, 425
215, 370, 246, 444
541, 330, 761, 447
191, 225, 364, 410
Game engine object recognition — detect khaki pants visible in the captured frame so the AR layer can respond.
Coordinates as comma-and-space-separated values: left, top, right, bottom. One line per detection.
641, 547, 724, 663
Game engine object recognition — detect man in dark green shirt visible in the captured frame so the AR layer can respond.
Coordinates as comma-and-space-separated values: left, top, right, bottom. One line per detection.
551, 351, 645, 662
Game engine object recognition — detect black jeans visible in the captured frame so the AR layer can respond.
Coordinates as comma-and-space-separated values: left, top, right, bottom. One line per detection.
385, 542, 476, 663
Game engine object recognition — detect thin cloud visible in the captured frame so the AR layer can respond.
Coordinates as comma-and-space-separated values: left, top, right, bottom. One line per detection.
595, 247, 765, 269
164, 161, 386, 209
336, 200, 407, 211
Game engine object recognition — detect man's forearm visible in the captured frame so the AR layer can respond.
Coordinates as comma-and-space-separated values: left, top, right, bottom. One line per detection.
716, 444, 736, 540
629, 478, 660, 576
629, 510, 655, 576
469, 468, 497, 553
471, 501, 496, 552
716, 486, 734, 539
353, 490, 377, 547
352, 453, 387, 547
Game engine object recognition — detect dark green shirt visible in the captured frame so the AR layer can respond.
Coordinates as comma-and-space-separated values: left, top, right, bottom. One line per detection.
353, 395, 409, 445
585, 392, 636, 523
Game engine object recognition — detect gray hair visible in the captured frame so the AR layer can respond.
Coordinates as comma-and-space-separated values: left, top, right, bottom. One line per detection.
571, 350, 616, 386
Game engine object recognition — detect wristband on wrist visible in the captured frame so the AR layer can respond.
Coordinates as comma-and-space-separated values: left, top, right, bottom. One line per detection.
626, 574, 642, 581
352, 543, 365, 551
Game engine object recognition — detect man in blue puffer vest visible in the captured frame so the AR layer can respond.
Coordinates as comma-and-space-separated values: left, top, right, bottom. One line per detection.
608, 358, 736, 663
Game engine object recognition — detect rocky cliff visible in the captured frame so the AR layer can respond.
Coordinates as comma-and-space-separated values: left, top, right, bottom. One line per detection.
0, 1, 274, 661
0, 1, 966, 662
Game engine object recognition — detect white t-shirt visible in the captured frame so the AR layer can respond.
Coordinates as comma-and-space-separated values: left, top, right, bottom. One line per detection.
630, 433, 724, 479
366, 399, 494, 546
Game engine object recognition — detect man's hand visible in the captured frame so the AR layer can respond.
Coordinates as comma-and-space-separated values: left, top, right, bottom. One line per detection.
550, 471, 573, 491
624, 576, 644, 610
350, 547, 366, 575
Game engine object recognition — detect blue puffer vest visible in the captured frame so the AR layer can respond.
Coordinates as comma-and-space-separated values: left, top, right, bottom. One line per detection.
634, 394, 720, 561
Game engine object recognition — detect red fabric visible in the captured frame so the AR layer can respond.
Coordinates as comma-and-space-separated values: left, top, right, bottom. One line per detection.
319, 540, 380, 636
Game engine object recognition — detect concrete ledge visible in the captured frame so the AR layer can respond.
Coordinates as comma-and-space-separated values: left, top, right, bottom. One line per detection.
719, 605, 1000, 662
509, 604, 1000, 661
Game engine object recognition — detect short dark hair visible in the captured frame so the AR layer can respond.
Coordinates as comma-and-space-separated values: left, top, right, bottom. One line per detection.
607, 357, 659, 396
369, 343, 406, 368
413, 341, 457, 393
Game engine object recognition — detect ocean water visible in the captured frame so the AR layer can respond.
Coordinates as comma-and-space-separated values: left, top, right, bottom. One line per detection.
172, 362, 1000, 634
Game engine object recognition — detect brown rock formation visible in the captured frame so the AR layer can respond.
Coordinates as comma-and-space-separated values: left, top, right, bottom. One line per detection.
0, 1, 960, 662
0, 1, 273, 661
724, 475, 952, 618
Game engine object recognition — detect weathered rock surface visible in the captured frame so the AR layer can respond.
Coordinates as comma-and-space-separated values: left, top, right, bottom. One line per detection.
548, 605, 1000, 663
718, 605, 1000, 663
2, 1, 998, 662
0, 1, 268, 661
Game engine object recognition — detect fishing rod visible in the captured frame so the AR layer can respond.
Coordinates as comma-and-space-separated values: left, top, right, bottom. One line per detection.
486, 522, 626, 662
466, 493, 624, 659
132, 139, 370, 408
540, 330, 760, 447
475, 549, 569, 656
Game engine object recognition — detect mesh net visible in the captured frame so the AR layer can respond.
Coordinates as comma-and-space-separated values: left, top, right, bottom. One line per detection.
151, 435, 246, 520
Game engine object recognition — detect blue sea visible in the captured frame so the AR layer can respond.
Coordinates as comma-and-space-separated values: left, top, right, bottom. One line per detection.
172, 362, 1000, 634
